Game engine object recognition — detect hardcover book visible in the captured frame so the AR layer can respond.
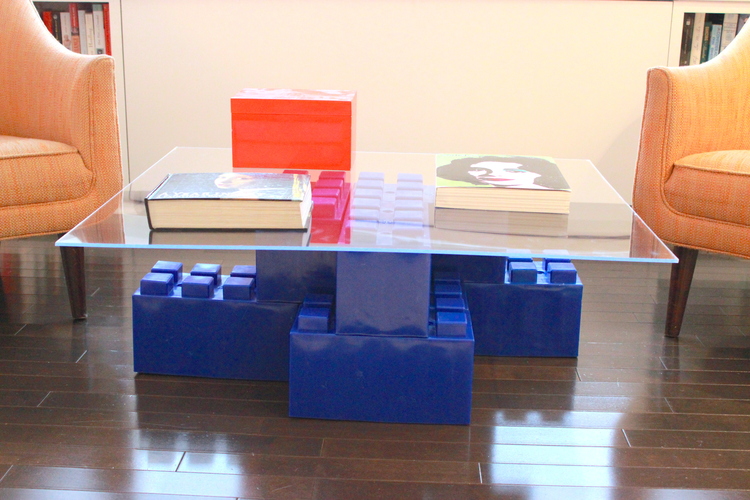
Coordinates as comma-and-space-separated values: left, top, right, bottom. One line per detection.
435, 154, 571, 214
145, 172, 312, 230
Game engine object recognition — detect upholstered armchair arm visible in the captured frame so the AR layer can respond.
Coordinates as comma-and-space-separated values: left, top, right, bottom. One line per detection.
0, 0, 121, 197
633, 26, 750, 219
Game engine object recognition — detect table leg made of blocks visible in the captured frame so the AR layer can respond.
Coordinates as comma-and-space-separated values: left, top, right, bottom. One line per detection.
133, 251, 582, 426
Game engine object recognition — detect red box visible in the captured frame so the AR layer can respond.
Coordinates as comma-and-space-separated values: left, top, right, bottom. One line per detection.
231, 88, 356, 171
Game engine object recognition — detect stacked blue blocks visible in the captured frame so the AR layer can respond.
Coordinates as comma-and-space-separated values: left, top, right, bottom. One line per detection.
289, 252, 475, 425
132, 261, 297, 380
461, 257, 583, 357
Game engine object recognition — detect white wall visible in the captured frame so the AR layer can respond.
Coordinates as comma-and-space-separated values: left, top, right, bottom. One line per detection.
121, 0, 674, 201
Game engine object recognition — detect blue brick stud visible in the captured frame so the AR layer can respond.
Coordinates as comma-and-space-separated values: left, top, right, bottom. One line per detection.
140, 272, 175, 296
190, 263, 222, 286
181, 275, 215, 299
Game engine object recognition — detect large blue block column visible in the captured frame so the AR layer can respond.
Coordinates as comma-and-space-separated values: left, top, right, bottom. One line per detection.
335, 252, 431, 337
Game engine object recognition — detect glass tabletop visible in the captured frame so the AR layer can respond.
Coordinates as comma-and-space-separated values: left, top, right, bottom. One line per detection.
57, 147, 676, 263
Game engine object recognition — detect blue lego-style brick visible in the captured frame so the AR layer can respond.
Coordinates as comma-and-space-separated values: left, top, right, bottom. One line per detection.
151, 261, 183, 284
508, 261, 538, 284
435, 296, 465, 312
289, 316, 474, 425
547, 262, 578, 284
132, 286, 297, 381
181, 275, 215, 299
464, 265, 583, 357
335, 251, 431, 337
222, 276, 255, 301
255, 250, 337, 302
297, 306, 331, 333
140, 272, 175, 296
191, 263, 222, 286
303, 294, 334, 308
436, 310, 468, 337
434, 282, 462, 297
431, 254, 507, 284
230, 265, 257, 278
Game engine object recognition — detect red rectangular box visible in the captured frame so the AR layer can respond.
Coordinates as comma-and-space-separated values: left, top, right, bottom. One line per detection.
232, 89, 356, 171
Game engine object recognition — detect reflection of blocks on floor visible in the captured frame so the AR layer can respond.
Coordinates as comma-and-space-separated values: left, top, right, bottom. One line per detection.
462, 257, 583, 357
289, 280, 474, 424
133, 261, 295, 380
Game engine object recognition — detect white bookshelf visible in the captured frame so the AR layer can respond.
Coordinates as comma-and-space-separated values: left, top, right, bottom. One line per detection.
668, 1, 750, 66
33, 0, 129, 182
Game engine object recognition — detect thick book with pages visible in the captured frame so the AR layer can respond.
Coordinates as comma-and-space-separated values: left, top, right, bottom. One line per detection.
435, 154, 571, 214
145, 172, 312, 230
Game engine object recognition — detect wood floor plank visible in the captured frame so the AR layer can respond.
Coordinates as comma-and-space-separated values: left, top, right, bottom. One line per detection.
3, 236, 750, 497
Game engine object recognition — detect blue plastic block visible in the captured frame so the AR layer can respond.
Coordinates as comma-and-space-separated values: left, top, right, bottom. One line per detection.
436, 296, 466, 312
547, 262, 578, 284
289, 319, 474, 424
191, 263, 222, 286
230, 265, 257, 278
436, 311, 468, 337
181, 275, 215, 299
336, 252, 431, 337
140, 273, 175, 296
434, 282, 462, 298
464, 274, 583, 357
431, 255, 507, 284
433, 271, 461, 283
222, 276, 255, 301
303, 294, 334, 307
508, 257, 534, 263
542, 258, 571, 271
297, 306, 331, 332
132, 289, 297, 380
151, 261, 183, 284
256, 250, 337, 302
508, 261, 538, 284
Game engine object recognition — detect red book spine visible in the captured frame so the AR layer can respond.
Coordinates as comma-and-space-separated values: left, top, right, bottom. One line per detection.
103, 3, 112, 56
69, 3, 82, 53
42, 11, 54, 35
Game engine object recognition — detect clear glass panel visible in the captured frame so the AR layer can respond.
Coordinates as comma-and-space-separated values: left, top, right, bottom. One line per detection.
58, 148, 676, 263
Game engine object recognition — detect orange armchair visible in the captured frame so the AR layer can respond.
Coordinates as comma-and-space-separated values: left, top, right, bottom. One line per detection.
0, 0, 122, 241
633, 24, 750, 337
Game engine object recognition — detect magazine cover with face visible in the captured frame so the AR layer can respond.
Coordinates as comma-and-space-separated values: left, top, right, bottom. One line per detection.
435, 154, 570, 192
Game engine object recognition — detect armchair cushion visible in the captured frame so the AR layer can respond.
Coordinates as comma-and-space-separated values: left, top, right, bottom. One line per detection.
0, 135, 92, 207
665, 150, 750, 226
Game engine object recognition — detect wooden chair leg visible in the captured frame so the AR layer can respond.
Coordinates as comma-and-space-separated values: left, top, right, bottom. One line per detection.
60, 245, 87, 320
665, 246, 699, 338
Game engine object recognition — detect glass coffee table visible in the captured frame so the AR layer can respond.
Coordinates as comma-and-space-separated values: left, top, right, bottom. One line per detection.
57, 147, 676, 424
57, 147, 674, 319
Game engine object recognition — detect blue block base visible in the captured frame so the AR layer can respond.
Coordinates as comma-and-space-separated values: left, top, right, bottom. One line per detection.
289, 325, 474, 424
132, 287, 298, 380
465, 277, 583, 357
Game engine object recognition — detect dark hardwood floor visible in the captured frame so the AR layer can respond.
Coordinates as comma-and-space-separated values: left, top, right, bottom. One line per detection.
1, 235, 749, 499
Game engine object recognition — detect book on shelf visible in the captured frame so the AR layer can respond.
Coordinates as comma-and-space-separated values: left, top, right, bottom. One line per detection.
144, 172, 313, 230
77, 6, 88, 54
679, 13, 695, 66
738, 14, 750, 36
700, 19, 712, 63
51, 11, 61, 43
59, 11, 71, 50
41, 10, 54, 36
689, 13, 705, 66
92, 4, 106, 55
434, 154, 571, 214
708, 21, 723, 60
84, 10, 96, 55
68, 3, 81, 53
720, 13, 739, 52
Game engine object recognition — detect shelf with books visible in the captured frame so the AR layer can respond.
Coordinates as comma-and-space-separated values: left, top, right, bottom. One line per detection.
669, 1, 750, 65
31, 0, 129, 182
